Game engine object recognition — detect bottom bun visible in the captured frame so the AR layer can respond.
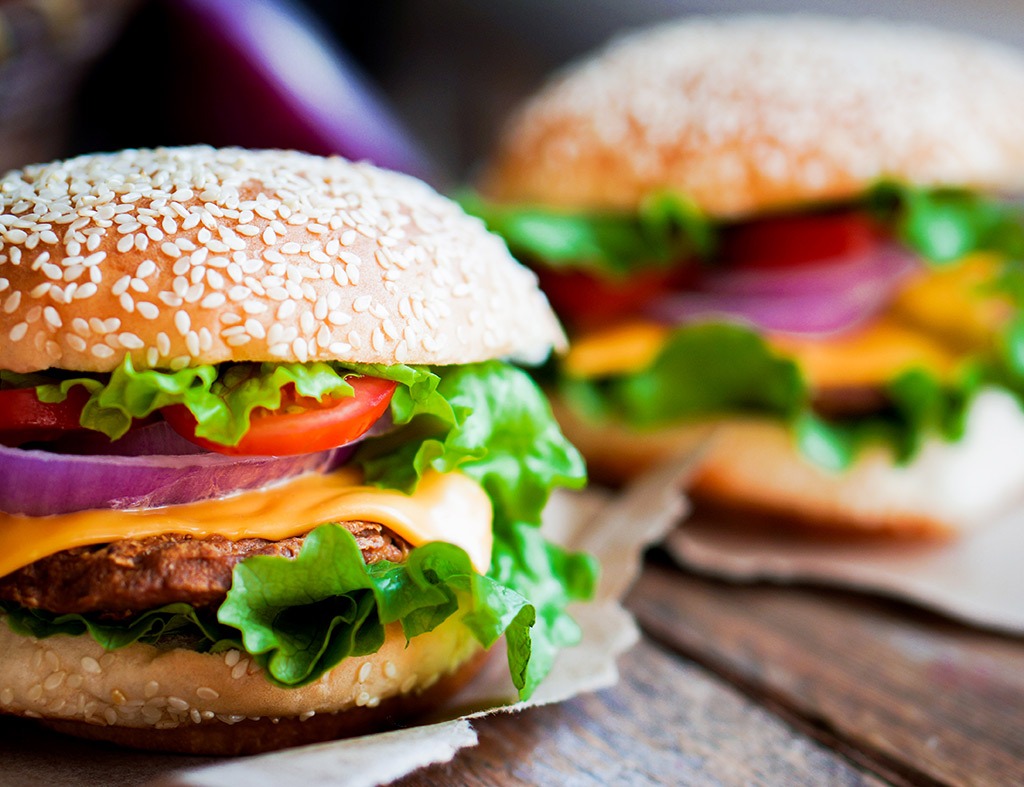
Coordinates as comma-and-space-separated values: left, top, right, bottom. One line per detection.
0, 613, 485, 756
550, 397, 715, 485
692, 389, 1024, 537
557, 389, 1024, 537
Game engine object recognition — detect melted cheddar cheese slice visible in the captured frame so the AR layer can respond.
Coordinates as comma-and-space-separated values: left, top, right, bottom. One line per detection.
770, 318, 957, 388
0, 469, 493, 578
563, 322, 671, 378
889, 253, 1010, 351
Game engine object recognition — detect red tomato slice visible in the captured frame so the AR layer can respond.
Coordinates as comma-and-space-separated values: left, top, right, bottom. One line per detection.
537, 266, 699, 329
716, 211, 882, 271
162, 376, 398, 456
537, 211, 881, 325
0, 386, 92, 446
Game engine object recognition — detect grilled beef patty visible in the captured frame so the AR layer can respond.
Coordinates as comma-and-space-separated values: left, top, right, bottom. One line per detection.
0, 521, 410, 619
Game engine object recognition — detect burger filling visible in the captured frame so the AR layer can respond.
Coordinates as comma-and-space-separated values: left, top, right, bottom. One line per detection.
0, 360, 593, 697
466, 184, 1024, 469
0, 524, 410, 618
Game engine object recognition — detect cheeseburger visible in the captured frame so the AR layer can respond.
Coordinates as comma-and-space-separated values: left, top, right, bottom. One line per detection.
469, 16, 1024, 537
0, 147, 594, 754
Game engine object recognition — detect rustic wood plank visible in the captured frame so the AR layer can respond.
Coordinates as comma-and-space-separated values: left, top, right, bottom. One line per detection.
629, 557, 1024, 787
398, 637, 885, 786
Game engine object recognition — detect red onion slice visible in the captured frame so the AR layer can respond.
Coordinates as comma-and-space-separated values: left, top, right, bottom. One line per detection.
0, 440, 355, 517
168, 0, 435, 181
42, 422, 209, 457
646, 244, 921, 337
705, 244, 920, 297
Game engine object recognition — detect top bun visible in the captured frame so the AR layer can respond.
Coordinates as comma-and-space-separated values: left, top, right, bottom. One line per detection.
482, 16, 1024, 218
0, 147, 565, 374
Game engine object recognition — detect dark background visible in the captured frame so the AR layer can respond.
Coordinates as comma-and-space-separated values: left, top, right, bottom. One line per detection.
47, 0, 1024, 185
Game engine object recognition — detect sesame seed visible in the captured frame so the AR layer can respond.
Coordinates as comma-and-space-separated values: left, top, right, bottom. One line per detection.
242, 301, 267, 315
119, 332, 144, 349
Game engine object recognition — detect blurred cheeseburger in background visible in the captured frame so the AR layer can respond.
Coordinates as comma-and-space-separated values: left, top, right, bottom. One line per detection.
0, 147, 593, 754
469, 15, 1024, 537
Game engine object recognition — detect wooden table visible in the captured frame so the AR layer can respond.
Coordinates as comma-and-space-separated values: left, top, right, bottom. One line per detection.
399, 551, 1024, 786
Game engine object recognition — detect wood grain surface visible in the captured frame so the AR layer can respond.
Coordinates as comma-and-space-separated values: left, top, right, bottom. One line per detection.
399, 637, 883, 786
628, 555, 1024, 787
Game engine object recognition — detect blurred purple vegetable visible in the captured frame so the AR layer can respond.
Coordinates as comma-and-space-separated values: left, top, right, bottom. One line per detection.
165, 0, 435, 181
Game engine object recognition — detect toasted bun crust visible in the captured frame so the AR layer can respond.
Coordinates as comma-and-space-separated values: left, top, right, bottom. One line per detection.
0, 613, 484, 755
550, 397, 715, 485
557, 390, 1024, 536
0, 146, 565, 374
483, 16, 1024, 218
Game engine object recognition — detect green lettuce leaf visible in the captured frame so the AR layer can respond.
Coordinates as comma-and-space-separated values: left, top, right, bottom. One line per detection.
218, 524, 542, 690
560, 323, 805, 427
792, 368, 978, 472
353, 361, 588, 533
462, 191, 714, 278
869, 181, 1024, 265
38, 358, 357, 444
0, 601, 234, 651
488, 521, 597, 695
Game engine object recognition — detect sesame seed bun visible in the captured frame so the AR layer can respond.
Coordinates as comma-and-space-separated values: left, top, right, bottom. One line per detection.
482, 15, 1024, 218
0, 146, 565, 375
0, 612, 485, 756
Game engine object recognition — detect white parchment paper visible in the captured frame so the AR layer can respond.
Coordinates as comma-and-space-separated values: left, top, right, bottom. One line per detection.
621, 450, 1024, 635
666, 509, 1024, 634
